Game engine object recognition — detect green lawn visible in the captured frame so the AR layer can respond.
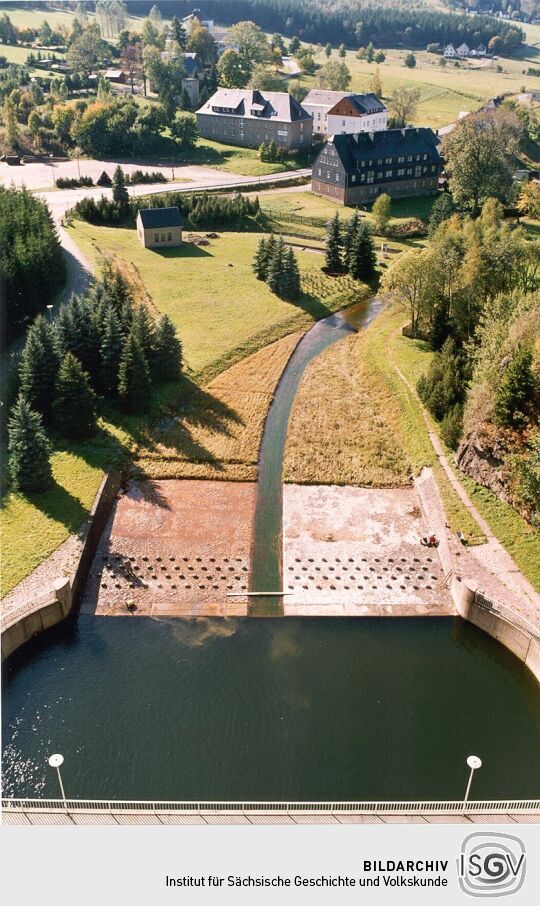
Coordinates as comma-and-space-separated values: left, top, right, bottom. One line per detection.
68, 222, 359, 382
2, 449, 106, 595
259, 189, 431, 248
181, 137, 309, 177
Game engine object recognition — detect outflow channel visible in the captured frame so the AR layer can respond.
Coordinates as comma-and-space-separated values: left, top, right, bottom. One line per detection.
249, 296, 384, 615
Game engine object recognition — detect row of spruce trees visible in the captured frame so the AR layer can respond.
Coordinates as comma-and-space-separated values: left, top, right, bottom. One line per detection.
252, 236, 301, 300
7, 266, 183, 493
324, 211, 377, 281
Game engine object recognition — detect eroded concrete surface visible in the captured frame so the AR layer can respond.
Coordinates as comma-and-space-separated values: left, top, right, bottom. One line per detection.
81, 480, 252, 617
81, 479, 453, 618
282, 484, 453, 616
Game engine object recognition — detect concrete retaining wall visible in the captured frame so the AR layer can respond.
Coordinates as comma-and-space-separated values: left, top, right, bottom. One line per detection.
1, 470, 121, 661
454, 579, 540, 685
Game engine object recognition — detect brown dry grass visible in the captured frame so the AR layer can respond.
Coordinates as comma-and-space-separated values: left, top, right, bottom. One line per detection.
135, 332, 303, 481
284, 332, 413, 487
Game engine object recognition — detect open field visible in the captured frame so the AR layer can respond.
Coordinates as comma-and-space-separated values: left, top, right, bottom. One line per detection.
284, 332, 413, 487
0, 3, 146, 34
68, 223, 369, 382
136, 332, 302, 482
303, 45, 540, 128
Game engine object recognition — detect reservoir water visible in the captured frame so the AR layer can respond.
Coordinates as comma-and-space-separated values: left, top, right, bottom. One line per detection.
3, 616, 540, 801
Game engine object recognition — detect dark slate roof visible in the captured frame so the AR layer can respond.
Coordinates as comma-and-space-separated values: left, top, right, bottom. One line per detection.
183, 52, 202, 77
339, 92, 387, 115
138, 207, 182, 229
327, 128, 441, 173
197, 89, 312, 122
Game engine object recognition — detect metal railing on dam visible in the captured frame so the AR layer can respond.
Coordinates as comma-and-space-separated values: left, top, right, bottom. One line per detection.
3, 798, 540, 815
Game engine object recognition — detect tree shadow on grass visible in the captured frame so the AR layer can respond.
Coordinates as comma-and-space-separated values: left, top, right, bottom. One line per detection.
24, 478, 90, 535
140, 377, 244, 472
152, 243, 212, 259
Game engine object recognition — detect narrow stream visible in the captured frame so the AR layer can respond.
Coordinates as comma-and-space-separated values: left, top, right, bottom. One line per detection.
250, 295, 385, 614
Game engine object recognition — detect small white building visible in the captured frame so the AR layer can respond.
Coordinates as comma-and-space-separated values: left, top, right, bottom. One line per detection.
302, 89, 387, 135
326, 93, 388, 136
443, 44, 457, 58
456, 43, 470, 58
136, 207, 182, 249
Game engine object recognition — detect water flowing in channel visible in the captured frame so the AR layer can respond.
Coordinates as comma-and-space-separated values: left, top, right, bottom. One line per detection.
250, 296, 385, 614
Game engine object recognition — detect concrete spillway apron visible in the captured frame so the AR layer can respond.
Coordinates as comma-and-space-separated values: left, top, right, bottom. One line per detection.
249, 295, 385, 615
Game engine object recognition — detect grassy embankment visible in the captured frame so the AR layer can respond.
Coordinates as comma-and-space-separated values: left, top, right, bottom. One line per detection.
285, 302, 540, 590
1, 223, 369, 595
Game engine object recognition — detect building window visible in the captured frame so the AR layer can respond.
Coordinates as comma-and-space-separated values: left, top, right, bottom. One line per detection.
397, 168, 405, 176
161, 233, 166, 242
167, 232, 172, 241
318, 168, 322, 176
154, 233, 159, 243
386, 170, 392, 178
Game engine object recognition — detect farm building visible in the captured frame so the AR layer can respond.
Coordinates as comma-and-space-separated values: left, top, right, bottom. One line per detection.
136, 207, 183, 249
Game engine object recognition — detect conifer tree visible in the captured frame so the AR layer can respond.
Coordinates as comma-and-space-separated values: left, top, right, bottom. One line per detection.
281, 247, 301, 300
8, 394, 52, 492
118, 332, 152, 413
57, 294, 101, 385
130, 304, 156, 376
100, 307, 124, 397
54, 353, 98, 439
18, 314, 60, 424
153, 315, 183, 382
324, 211, 342, 272
349, 222, 377, 280
343, 210, 360, 270
112, 164, 129, 208
252, 236, 269, 280
267, 237, 285, 295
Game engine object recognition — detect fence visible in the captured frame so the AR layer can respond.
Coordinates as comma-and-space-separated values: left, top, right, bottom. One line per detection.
3, 798, 540, 815
473, 590, 540, 642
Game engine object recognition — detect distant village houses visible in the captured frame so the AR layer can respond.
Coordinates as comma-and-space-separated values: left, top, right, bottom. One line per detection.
302, 89, 387, 136
196, 89, 313, 149
311, 127, 441, 206
443, 42, 488, 58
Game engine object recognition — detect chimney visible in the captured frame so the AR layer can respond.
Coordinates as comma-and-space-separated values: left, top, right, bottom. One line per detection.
401, 128, 406, 137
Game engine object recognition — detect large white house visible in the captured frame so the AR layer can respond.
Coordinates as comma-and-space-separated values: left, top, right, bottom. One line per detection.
302, 89, 387, 135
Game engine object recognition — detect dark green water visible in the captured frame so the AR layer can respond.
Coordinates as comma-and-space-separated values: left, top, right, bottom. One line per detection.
250, 297, 384, 614
3, 616, 540, 801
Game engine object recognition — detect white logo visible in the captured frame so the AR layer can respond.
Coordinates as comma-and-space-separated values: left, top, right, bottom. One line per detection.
458, 833, 526, 897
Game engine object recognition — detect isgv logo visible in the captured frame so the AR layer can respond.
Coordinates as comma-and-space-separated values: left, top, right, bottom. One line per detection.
458, 833, 526, 897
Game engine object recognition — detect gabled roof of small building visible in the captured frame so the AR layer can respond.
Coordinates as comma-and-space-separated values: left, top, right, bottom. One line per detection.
302, 88, 351, 107
197, 89, 312, 122
328, 92, 387, 115
138, 207, 182, 229
324, 128, 441, 173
